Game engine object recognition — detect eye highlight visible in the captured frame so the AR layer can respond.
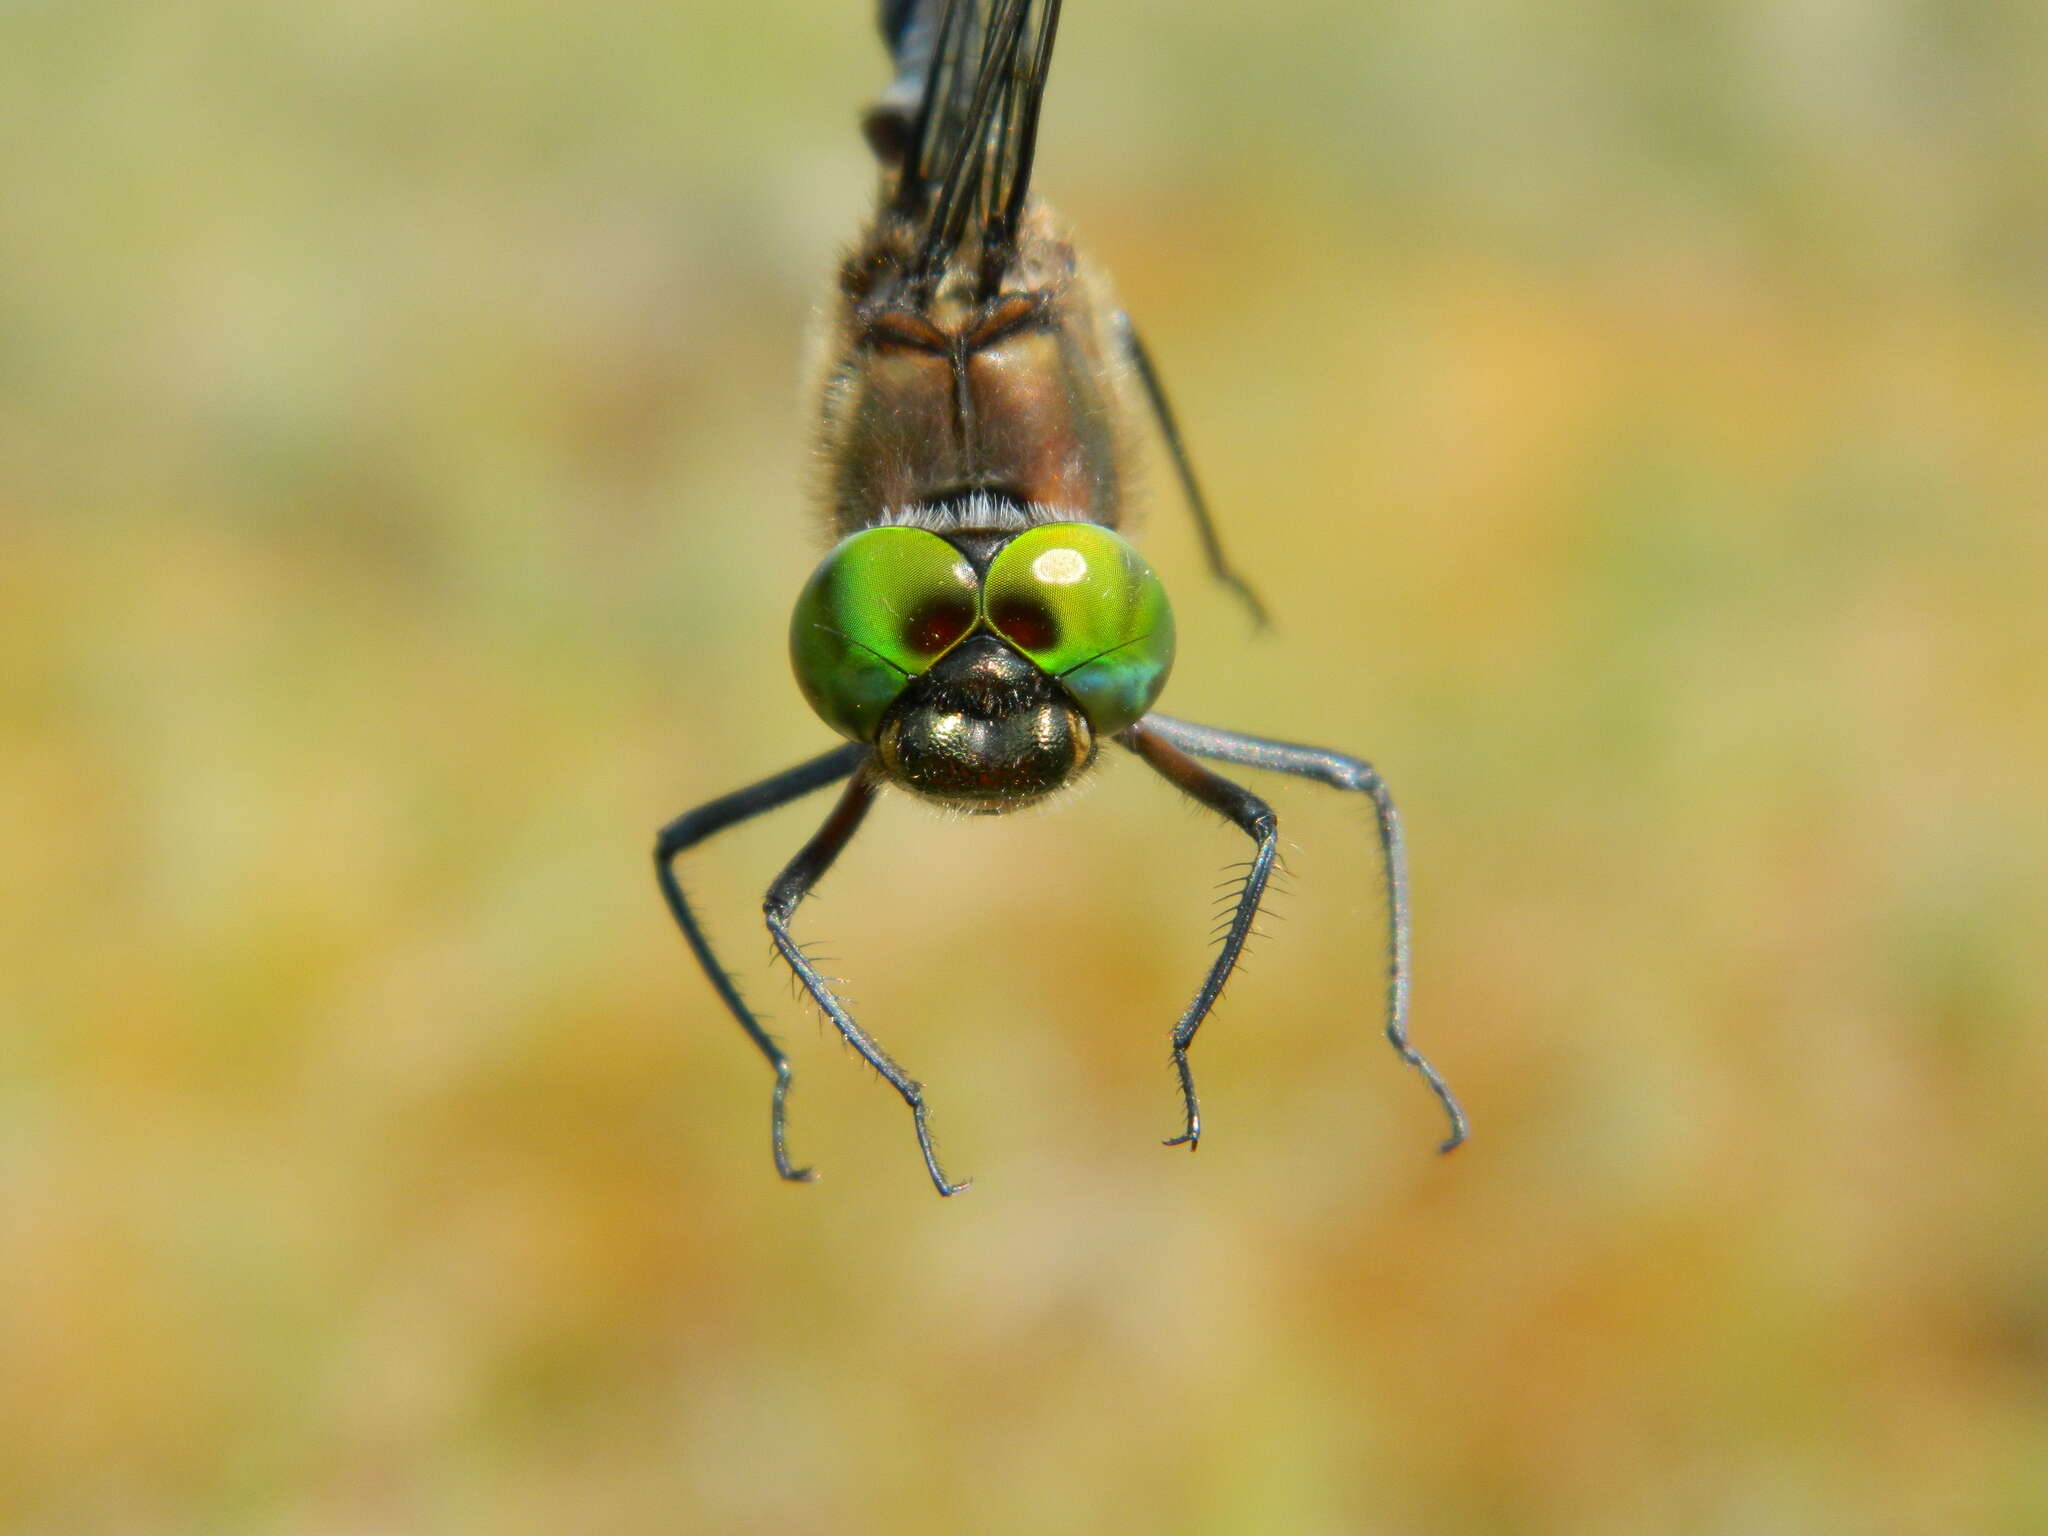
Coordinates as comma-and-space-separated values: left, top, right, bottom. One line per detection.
983, 524, 1175, 734
790, 527, 978, 742
1029, 546, 1089, 585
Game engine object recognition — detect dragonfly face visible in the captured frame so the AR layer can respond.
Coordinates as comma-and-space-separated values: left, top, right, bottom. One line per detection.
790, 521, 1175, 810
656, 0, 1468, 1195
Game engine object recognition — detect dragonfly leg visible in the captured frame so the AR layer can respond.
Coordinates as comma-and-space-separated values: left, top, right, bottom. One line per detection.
765, 768, 971, 1197
1115, 311, 1270, 630
1121, 721, 1282, 1150
1138, 715, 1468, 1153
655, 743, 869, 1184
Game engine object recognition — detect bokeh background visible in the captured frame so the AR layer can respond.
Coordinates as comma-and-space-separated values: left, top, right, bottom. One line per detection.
7, 1, 2046, 1530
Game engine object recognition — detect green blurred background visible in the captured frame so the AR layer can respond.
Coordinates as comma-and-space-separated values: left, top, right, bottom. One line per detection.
7, 1, 2046, 1530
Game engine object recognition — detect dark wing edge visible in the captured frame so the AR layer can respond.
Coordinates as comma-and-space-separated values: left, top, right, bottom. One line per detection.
866, 0, 1065, 283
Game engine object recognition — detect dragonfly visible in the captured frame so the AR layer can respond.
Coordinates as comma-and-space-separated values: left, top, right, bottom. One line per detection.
656, 0, 1466, 1195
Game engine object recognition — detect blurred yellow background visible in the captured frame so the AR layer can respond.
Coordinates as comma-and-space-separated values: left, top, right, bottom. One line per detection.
7, 1, 2046, 1531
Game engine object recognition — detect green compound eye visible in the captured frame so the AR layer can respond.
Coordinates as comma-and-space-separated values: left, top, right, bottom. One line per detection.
983, 523, 1175, 734
790, 526, 978, 742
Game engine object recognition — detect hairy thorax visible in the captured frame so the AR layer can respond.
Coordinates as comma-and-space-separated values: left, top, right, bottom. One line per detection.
812, 201, 1138, 536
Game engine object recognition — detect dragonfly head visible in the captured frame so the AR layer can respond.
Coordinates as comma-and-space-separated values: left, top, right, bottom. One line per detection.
790, 522, 1175, 812
875, 633, 1094, 811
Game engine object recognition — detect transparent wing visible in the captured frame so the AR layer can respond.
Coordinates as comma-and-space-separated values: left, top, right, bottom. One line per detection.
866, 0, 1064, 282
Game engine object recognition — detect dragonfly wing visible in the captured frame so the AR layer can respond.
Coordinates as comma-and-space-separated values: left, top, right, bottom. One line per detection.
865, 0, 1064, 280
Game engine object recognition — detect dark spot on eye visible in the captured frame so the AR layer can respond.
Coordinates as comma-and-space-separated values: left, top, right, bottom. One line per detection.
991, 596, 1058, 652
903, 596, 975, 655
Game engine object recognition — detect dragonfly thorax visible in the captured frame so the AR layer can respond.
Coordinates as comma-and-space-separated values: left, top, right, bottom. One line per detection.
816, 201, 1137, 535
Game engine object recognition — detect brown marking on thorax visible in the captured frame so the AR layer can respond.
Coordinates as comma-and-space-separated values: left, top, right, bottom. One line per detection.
811, 204, 1139, 537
